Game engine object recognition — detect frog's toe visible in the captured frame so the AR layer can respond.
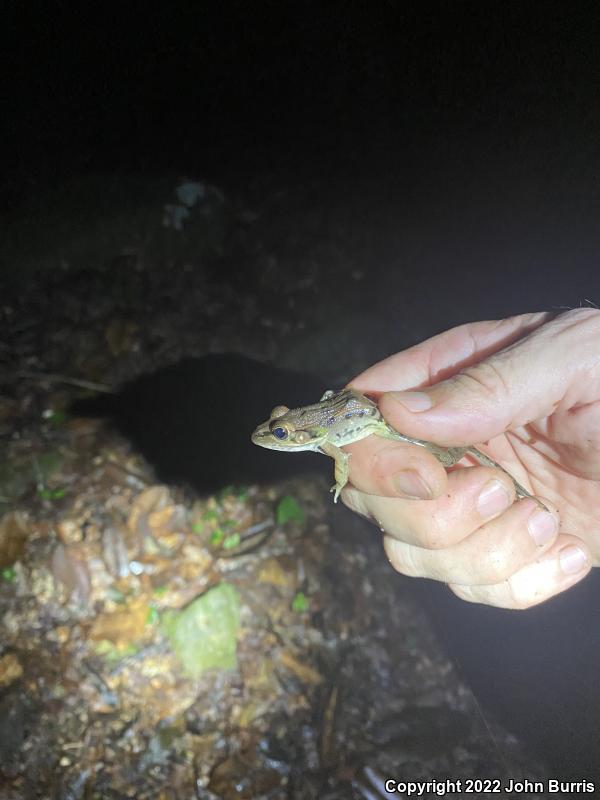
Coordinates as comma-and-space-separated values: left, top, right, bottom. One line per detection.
330, 484, 341, 503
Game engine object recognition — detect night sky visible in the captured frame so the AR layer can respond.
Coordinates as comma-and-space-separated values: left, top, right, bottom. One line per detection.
4, 3, 599, 194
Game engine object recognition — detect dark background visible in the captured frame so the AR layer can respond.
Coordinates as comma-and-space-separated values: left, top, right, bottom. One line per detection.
4, 3, 599, 199
3, 0, 600, 785
4, 3, 599, 320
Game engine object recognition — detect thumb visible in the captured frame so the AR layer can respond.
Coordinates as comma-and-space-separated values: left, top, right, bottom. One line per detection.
378, 309, 600, 446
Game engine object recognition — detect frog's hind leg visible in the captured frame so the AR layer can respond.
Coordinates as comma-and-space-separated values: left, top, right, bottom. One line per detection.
466, 446, 548, 509
380, 423, 467, 467
426, 444, 469, 468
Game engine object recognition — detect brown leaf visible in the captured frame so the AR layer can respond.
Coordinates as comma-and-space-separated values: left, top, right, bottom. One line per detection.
0, 653, 23, 687
0, 512, 28, 568
277, 650, 322, 685
51, 543, 91, 605
89, 598, 150, 647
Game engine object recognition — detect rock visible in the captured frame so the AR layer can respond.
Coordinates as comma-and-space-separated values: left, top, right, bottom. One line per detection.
162, 583, 240, 678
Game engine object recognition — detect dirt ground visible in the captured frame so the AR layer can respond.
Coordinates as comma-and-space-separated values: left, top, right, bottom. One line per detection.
0, 172, 552, 798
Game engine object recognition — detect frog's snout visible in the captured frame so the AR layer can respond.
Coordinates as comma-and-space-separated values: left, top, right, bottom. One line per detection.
251, 424, 268, 445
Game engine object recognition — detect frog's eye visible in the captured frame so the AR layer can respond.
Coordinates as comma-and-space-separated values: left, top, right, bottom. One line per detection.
271, 426, 289, 440
294, 430, 311, 444
270, 405, 289, 420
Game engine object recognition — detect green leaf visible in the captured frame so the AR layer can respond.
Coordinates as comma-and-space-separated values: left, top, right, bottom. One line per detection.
276, 495, 305, 525
222, 532, 241, 550
209, 528, 224, 546
93, 640, 139, 663
146, 606, 160, 625
38, 486, 66, 500
292, 591, 310, 613
47, 410, 66, 426
1, 567, 16, 582
217, 484, 249, 502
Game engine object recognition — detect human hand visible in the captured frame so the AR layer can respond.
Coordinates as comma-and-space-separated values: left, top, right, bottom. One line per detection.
344, 309, 600, 608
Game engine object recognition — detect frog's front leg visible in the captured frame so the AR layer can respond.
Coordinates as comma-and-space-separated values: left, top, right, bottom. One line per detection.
320, 441, 350, 503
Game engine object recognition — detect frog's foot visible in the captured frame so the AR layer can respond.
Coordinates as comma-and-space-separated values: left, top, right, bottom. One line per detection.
330, 483, 343, 503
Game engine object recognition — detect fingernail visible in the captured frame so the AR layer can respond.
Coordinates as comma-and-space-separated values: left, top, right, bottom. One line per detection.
477, 480, 511, 519
393, 469, 432, 499
559, 545, 588, 574
527, 508, 557, 546
389, 391, 433, 412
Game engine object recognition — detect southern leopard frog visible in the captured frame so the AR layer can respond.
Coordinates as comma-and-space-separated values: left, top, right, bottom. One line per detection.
252, 388, 545, 507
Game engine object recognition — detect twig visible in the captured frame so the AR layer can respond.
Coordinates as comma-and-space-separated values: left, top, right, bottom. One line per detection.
9, 370, 113, 393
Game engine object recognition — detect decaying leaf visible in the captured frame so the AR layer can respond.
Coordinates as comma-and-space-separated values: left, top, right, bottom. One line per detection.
0, 512, 28, 568
51, 543, 92, 605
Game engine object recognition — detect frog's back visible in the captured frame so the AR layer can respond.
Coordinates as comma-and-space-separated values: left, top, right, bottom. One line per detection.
318, 389, 383, 446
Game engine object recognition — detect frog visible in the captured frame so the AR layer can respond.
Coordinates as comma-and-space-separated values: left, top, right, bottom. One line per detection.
251, 388, 547, 508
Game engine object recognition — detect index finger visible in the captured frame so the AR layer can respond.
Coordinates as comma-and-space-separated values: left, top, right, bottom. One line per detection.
349, 312, 550, 393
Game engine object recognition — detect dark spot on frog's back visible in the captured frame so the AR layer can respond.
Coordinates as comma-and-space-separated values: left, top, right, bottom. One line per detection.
344, 408, 368, 419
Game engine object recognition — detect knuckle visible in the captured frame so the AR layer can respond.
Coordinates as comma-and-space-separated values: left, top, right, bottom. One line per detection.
549, 307, 600, 346
557, 306, 600, 328
478, 545, 514, 584
385, 538, 424, 578
453, 360, 510, 407
450, 580, 528, 609
505, 579, 539, 610
449, 583, 477, 603
415, 516, 449, 550
509, 566, 557, 608
341, 488, 371, 519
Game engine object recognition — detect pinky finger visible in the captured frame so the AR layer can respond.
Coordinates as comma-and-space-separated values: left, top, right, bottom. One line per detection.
449, 535, 592, 609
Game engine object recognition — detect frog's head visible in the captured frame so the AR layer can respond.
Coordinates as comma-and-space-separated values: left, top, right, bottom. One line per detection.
251, 404, 327, 451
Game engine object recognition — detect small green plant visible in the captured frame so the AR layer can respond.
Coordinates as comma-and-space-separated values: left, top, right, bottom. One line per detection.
276, 495, 305, 525
146, 606, 160, 625
209, 528, 224, 546
222, 532, 241, 550
37, 487, 66, 501
292, 592, 310, 613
